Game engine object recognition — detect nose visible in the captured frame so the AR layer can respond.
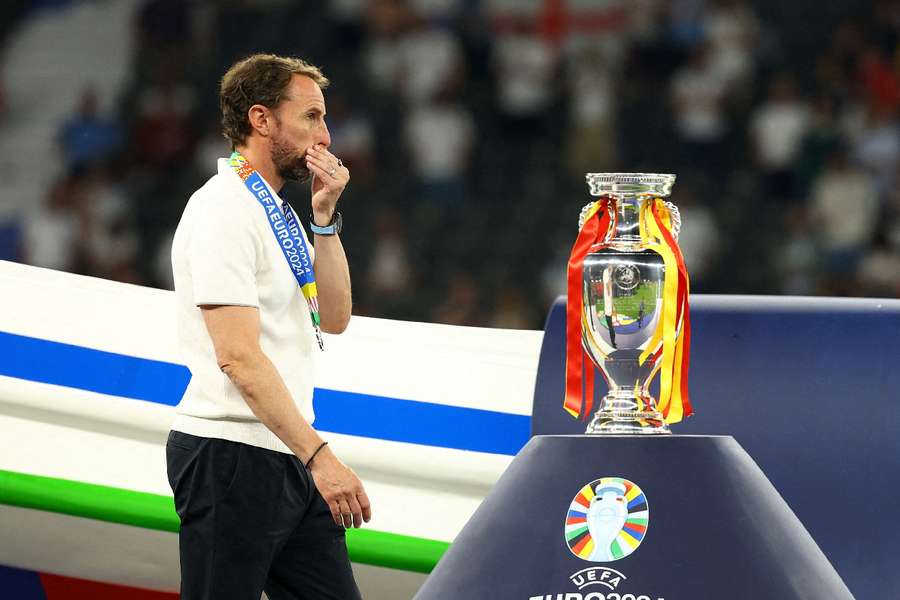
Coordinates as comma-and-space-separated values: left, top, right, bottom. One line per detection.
318, 121, 331, 149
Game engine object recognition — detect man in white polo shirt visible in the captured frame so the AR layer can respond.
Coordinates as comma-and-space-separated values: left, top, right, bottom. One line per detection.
167, 54, 369, 600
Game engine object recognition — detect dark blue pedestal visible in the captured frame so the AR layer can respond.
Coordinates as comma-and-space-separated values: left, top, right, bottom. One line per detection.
415, 435, 853, 600
532, 295, 900, 599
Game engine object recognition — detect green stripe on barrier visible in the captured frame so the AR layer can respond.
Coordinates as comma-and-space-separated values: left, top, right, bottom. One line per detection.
0, 468, 179, 532
0, 469, 449, 573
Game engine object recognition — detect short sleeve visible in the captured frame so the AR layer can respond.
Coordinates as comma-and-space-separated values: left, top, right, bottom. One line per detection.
188, 196, 260, 307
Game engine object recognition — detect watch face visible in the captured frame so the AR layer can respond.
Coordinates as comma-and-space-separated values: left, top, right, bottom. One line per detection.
334, 211, 342, 234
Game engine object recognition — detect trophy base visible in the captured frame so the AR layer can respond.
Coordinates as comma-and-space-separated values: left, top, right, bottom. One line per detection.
585, 413, 670, 435
585, 395, 670, 435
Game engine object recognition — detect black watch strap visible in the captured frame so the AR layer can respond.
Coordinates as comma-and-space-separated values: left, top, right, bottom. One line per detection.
309, 211, 342, 235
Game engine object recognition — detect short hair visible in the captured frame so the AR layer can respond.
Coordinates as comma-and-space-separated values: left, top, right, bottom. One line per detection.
219, 54, 329, 148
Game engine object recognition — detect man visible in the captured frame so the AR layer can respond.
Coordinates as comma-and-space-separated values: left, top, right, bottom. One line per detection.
167, 53, 370, 600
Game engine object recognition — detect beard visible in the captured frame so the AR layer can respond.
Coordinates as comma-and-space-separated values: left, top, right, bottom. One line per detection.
271, 133, 311, 183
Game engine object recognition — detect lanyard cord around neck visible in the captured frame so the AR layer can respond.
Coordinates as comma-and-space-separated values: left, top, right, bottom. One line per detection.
228, 151, 323, 350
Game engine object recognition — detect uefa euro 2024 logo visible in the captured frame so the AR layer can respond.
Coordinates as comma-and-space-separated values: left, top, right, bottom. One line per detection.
565, 478, 649, 562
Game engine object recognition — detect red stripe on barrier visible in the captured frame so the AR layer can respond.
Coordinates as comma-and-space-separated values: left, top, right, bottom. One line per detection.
40, 573, 177, 600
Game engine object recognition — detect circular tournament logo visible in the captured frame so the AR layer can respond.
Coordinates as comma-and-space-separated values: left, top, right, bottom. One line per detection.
564, 477, 649, 562
613, 265, 641, 291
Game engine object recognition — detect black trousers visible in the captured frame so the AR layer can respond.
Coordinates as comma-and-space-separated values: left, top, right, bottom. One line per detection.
166, 431, 362, 600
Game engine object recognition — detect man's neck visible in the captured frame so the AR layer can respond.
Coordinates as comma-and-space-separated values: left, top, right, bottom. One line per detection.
235, 142, 285, 192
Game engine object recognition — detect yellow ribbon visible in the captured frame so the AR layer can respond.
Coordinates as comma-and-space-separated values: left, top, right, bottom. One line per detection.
637, 198, 687, 423
581, 201, 602, 228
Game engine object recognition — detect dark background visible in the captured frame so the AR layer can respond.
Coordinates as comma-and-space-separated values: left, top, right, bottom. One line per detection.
0, 0, 897, 329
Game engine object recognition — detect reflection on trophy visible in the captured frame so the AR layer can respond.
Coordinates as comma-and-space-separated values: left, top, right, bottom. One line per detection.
565, 173, 692, 435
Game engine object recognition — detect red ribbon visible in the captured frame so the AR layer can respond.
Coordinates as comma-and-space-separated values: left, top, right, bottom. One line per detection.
564, 200, 613, 419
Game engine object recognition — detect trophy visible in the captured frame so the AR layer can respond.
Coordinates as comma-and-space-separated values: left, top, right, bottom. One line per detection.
565, 173, 692, 435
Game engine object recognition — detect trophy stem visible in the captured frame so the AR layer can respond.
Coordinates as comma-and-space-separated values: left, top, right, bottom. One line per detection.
585, 392, 670, 434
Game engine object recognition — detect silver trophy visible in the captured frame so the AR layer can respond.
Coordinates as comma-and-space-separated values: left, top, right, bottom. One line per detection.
580, 173, 681, 435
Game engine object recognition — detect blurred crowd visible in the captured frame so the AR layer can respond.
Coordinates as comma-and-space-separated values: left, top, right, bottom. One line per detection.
4, 0, 900, 329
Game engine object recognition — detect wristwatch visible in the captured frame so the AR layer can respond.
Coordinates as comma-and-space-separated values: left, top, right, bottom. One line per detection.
309, 211, 342, 236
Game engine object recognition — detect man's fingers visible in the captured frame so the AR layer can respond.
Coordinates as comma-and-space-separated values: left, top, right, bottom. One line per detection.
338, 498, 353, 529
347, 495, 364, 528
306, 161, 347, 189
305, 159, 332, 181
358, 489, 372, 523
306, 153, 344, 176
328, 500, 342, 527
305, 152, 332, 171
309, 145, 340, 164
306, 152, 348, 182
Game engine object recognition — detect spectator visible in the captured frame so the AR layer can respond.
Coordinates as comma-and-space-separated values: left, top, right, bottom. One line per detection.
488, 286, 539, 329
857, 45, 900, 113
670, 44, 729, 171
539, 237, 570, 307
363, 1, 415, 98
809, 148, 880, 281
667, 0, 706, 49
749, 74, 811, 200
779, 206, 818, 295
857, 232, 900, 296
430, 271, 480, 326
131, 63, 197, 169
24, 173, 85, 272
814, 53, 856, 107
404, 90, 474, 205
193, 119, 231, 175
794, 95, 842, 195
565, 43, 618, 175
491, 16, 559, 125
365, 208, 415, 305
399, 19, 465, 104
703, 0, 758, 91
80, 166, 140, 283
671, 188, 721, 287
853, 103, 900, 196
134, 0, 193, 78
326, 94, 376, 184
868, 0, 900, 56
58, 87, 122, 170
0, 190, 22, 261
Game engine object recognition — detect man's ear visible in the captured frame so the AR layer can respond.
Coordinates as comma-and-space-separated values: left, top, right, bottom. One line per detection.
247, 104, 271, 137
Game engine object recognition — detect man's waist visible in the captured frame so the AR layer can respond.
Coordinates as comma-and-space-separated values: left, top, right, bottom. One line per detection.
170, 414, 294, 455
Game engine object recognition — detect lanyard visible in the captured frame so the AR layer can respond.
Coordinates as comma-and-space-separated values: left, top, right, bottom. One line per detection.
228, 151, 323, 350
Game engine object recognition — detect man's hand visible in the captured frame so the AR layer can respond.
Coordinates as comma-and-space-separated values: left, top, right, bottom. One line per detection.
309, 445, 372, 528
305, 144, 349, 224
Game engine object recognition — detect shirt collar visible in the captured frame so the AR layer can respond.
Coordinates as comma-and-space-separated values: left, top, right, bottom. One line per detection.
218, 157, 285, 207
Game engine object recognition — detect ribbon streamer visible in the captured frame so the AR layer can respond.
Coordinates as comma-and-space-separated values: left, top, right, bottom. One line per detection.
565, 199, 614, 419
638, 198, 692, 423
564, 196, 691, 424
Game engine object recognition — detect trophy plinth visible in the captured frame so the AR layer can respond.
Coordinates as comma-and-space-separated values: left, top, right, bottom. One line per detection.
414, 436, 855, 600
579, 173, 681, 435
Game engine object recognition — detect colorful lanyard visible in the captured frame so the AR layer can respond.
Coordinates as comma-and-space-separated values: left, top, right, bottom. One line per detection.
228, 151, 323, 350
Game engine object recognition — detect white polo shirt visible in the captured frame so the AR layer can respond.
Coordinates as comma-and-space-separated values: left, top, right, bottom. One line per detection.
169, 158, 317, 454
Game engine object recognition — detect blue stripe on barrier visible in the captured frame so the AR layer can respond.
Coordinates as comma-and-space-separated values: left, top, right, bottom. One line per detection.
0, 331, 530, 456
312, 389, 530, 456
0, 331, 191, 406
